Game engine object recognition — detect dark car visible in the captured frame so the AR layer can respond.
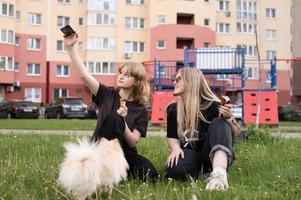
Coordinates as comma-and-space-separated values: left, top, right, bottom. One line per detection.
0, 100, 39, 119
87, 102, 99, 119
45, 97, 88, 119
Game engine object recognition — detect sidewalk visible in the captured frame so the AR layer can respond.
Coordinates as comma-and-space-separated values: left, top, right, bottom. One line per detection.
1, 129, 301, 139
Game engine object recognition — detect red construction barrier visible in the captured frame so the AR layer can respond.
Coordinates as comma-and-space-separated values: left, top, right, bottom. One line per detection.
151, 91, 176, 124
244, 91, 279, 125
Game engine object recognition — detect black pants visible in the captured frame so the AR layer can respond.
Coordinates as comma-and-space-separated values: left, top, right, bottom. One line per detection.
92, 113, 158, 182
166, 117, 234, 181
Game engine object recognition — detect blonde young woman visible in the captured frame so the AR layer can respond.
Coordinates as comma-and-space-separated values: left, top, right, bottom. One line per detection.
64, 33, 158, 181
165, 67, 240, 190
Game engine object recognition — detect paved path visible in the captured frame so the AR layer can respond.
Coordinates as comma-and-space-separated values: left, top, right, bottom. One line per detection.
1, 129, 301, 139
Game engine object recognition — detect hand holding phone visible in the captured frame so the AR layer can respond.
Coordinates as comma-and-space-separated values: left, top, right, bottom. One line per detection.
60, 25, 75, 37
221, 95, 230, 106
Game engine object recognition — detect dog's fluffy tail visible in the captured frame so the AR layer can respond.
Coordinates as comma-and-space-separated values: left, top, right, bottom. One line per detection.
58, 138, 101, 200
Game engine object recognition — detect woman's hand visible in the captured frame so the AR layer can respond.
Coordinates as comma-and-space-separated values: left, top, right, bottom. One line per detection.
166, 147, 184, 168
63, 33, 78, 49
219, 104, 232, 119
117, 104, 128, 118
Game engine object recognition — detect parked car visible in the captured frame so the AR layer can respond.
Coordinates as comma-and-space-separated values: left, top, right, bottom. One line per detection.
0, 100, 39, 119
45, 97, 88, 119
87, 102, 99, 119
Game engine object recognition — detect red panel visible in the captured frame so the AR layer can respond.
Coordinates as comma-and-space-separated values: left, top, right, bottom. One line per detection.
244, 91, 279, 125
151, 91, 176, 124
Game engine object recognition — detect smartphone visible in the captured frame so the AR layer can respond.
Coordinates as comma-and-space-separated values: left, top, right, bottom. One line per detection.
221, 96, 230, 106
60, 25, 75, 37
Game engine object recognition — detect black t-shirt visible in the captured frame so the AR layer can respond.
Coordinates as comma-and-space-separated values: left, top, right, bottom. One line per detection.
92, 83, 148, 138
167, 101, 220, 140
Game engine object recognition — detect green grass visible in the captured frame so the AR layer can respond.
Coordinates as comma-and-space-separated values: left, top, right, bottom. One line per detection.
0, 119, 165, 131
0, 129, 300, 199
279, 121, 301, 127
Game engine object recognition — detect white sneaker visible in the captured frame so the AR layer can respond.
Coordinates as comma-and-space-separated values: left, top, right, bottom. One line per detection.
205, 170, 229, 191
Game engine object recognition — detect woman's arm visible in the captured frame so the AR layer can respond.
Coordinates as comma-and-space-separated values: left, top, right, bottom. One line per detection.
166, 138, 184, 167
124, 123, 141, 148
64, 34, 99, 95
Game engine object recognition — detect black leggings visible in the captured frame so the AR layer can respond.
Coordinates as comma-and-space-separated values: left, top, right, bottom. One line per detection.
166, 117, 234, 181
92, 113, 158, 182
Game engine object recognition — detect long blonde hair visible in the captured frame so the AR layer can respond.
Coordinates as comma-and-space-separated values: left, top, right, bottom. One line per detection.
119, 62, 150, 104
176, 67, 220, 139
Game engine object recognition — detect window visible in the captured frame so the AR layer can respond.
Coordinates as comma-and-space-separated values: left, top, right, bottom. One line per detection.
266, 50, 276, 60
247, 67, 259, 79
204, 42, 210, 48
125, 17, 145, 29
177, 13, 194, 25
16, 11, 20, 20
176, 38, 194, 49
57, 16, 70, 27
216, 23, 230, 33
237, 22, 256, 34
88, 0, 116, 11
0, 29, 14, 44
124, 41, 145, 53
15, 62, 19, 71
79, 17, 83, 25
25, 88, 41, 103
15, 36, 20, 46
28, 13, 42, 25
218, 0, 230, 11
266, 29, 276, 40
0, 2, 14, 17
54, 88, 68, 100
204, 18, 210, 26
0, 56, 13, 71
88, 13, 115, 26
125, 0, 145, 5
88, 62, 115, 74
266, 8, 276, 19
56, 65, 69, 76
58, 0, 71, 3
157, 40, 166, 49
237, 44, 256, 56
27, 38, 41, 50
27, 63, 41, 75
57, 40, 67, 52
237, 0, 257, 20
157, 15, 166, 24
87, 37, 115, 50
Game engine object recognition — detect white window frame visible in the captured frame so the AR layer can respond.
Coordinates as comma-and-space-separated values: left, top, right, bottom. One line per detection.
0, 29, 14, 44
266, 8, 276, 19
87, 37, 115, 50
266, 29, 276, 40
0, 2, 14, 17
88, 0, 116, 11
16, 10, 20, 20
87, 13, 115, 26
125, 17, 145, 29
217, 0, 230, 11
216, 23, 230, 34
57, 16, 70, 27
28, 12, 42, 25
27, 38, 41, 50
237, 0, 257, 20
266, 50, 276, 60
157, 40, 166, 49
87, 61, 115, 75
25, 88, 41, 103
15, 36, 20, 46
157, 15, 166, 24
236, 22, 256, 34
53, 88, 68, 100
56, 64, 69, 77
14, 62, 19, 72
27, 63, 41, 76
0, 56, 14, 71
58, 0, 71, 4
57, 40, 67, 52
125, 0, 145, 5
247, 67, 259, 80
124, 41, 145, 53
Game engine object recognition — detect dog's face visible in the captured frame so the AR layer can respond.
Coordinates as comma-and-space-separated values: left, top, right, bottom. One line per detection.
98, 138, 123, 154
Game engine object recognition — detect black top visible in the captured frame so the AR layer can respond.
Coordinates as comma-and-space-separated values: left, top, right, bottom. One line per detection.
167, 101, 220, 140
92, 83, 148, 138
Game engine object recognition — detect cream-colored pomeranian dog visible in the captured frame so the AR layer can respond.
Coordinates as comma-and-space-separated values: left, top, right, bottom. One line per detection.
58, 137, 129, 200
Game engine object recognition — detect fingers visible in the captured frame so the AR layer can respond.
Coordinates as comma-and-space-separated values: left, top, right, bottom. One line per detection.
117, 105, 128, 118
180, 149, 184, 159
219, 105, 232, 118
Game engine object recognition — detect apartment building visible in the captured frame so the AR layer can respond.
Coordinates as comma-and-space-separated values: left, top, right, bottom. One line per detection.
0, 0, 292, 106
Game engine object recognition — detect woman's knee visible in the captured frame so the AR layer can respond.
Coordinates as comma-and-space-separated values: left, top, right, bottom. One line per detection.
166, 164, 188, 181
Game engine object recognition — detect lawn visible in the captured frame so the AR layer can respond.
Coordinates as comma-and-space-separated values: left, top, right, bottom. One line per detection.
0, 128, 300, 200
